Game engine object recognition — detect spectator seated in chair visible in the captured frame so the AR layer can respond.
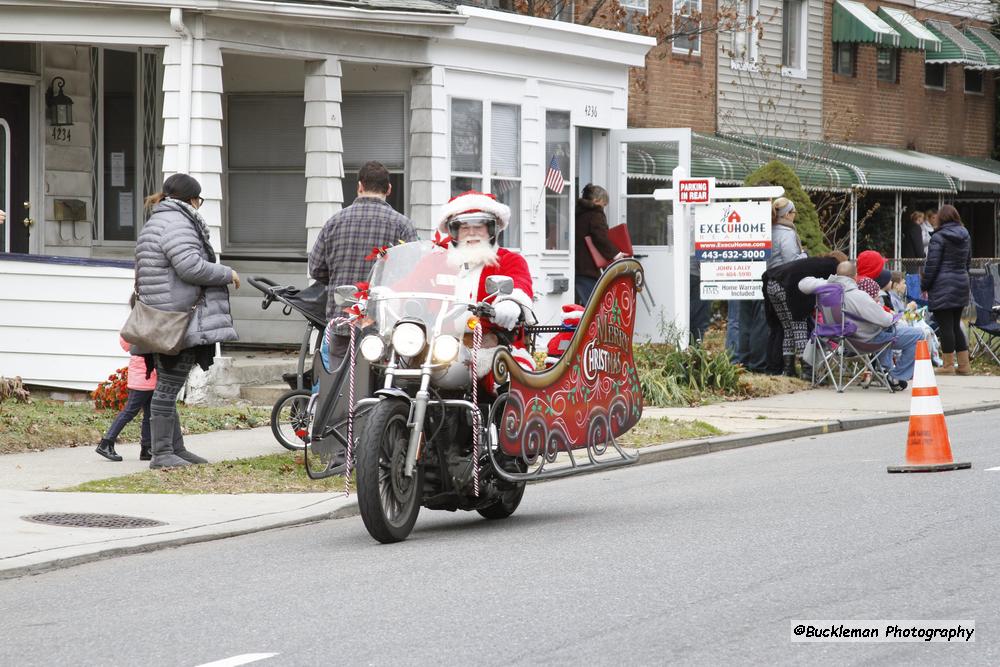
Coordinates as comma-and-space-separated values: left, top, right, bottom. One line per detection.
798, 260, 922, 391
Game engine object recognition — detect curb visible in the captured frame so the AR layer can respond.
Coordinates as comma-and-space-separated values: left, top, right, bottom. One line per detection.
5, 400, 999, 580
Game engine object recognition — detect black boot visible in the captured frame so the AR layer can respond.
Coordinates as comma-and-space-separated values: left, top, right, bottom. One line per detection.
139, 442, 152, 461
149, 415, 191, 469
170, 412, 207, 464
95, 438, 122, 462
782, 354, 797, 377
799, 361, 814, 382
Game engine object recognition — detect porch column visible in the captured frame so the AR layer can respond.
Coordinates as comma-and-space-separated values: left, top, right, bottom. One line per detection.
304, 58, 344, 252
893, 192, 901, 267
849, 191, 858, 259
409, 66, 449, 236
161, 36, 224, 252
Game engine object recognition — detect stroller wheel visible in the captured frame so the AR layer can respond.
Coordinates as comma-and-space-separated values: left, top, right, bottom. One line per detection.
271, 389, 312, 451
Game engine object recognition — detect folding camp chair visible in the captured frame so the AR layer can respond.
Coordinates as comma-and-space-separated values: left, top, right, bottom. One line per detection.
904, 273, 928, 309
969, 270, 1000, 365
808, 283, 898, 393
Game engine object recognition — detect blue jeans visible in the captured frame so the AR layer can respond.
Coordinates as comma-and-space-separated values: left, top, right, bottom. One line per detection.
103, 389, 153, 445
575, 275, 598, 307
870, 326, 922, 381
726, 301, 741, 361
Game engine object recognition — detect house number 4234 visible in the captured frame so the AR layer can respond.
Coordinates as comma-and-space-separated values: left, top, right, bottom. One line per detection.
584, 105, 599, 118
51, 127, 72, 142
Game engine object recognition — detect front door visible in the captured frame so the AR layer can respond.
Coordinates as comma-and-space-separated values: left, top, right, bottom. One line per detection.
0, 83, 31, 254
607, 128, 691, 342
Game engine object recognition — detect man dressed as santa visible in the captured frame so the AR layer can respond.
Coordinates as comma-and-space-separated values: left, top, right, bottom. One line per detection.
438, 191, 536, 382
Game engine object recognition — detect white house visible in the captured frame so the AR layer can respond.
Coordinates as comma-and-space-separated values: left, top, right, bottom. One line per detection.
0, 0, 686, 390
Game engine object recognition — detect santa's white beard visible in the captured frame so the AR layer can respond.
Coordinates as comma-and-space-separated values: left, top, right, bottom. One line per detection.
447, 240, 499, 269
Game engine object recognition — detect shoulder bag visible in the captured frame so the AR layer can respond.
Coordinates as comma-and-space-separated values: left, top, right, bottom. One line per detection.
121, 281, 204, 355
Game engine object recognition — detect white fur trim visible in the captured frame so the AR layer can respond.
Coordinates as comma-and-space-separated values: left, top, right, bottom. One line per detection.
438, 193, 510, 235
510, 346, 535, 370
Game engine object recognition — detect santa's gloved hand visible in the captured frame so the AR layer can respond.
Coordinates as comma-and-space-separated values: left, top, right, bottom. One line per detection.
491, 300, 521, 329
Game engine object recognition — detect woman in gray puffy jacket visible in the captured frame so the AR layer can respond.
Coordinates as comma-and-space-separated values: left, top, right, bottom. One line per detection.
135, 174, 240, 469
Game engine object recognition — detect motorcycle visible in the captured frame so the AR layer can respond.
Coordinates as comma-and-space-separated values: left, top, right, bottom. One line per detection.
320, 240, 646, 543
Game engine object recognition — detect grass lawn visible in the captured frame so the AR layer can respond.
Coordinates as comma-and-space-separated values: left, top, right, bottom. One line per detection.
63, 451, 346, 494
0, 399, 270, 455
617, 417, 724, 448
60, 417, 723, 494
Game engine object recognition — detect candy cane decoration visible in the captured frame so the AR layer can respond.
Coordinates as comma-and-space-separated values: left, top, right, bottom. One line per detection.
470, 319, 483, 497
322, 314, 359, 496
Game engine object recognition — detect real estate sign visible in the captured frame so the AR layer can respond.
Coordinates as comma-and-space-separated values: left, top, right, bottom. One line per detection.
695, 201, 771, 301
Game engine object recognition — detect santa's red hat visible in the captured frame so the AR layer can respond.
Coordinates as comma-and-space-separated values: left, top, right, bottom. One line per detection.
437, 191, 510, 236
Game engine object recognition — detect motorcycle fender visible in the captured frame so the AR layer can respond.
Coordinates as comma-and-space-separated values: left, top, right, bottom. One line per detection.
374, 388, 411, 403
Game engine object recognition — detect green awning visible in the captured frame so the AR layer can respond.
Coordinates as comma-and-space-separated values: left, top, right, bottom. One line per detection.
964, 27, 1000, 69
877, 6, 940, 51
837, 144, 1000, 193
732, 136, 956, 194
925, 19, 988, 67
627, 134, 956, 194
833, 0, 900, 47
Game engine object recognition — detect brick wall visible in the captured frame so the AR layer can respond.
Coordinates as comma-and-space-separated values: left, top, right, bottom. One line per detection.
822, 0, 995, 157
624, 0, 718, 131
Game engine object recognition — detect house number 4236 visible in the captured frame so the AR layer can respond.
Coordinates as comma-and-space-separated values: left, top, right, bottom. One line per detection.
584, 105, 599, 118
51, 127, 72, 142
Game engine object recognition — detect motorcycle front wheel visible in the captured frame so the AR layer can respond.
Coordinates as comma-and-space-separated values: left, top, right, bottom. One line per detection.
356, 400, 423, 543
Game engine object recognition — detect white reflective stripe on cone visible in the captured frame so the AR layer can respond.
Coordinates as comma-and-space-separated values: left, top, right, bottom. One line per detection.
912, 360, 936, 388
910, 395, 944, 416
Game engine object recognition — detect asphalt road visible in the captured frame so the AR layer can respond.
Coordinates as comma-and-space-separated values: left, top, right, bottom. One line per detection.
2, 410, 1000, 666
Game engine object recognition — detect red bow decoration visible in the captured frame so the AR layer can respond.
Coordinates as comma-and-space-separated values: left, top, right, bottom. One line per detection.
364, 245, 393, 261
432, 230, 451, 249
354, 281, 369, 300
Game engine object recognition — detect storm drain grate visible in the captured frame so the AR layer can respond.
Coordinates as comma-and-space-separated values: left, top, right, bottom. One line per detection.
21, 513, 167, 529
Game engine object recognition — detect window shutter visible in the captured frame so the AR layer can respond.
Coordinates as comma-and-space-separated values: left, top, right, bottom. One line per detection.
228, 96, 306, 168
341, 94, 406, 169
491, 104, 520, 178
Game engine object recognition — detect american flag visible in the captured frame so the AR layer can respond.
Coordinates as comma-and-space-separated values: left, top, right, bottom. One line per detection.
544, 155, 564, 193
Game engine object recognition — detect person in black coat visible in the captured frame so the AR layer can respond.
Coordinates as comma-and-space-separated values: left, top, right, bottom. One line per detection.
762, 251, 848, 376
900, 211, 926, 260
574, 183, 621, 305
921, 204, 972, 375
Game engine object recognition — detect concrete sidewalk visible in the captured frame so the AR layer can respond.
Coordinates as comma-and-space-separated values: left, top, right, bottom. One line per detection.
3, 375, 999, 579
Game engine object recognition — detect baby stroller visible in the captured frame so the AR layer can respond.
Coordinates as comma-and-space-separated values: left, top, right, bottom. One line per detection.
248, 277, 328, 450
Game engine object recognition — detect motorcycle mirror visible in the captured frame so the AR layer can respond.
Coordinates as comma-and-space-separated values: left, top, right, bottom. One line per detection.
333, 284, 360, 306
485, 275, 514, 297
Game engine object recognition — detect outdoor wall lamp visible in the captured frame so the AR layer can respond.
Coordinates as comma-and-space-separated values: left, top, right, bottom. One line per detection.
45, 76, 74, 127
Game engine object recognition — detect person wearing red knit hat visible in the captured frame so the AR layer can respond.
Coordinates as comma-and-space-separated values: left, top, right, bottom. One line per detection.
856, 250, 885, 280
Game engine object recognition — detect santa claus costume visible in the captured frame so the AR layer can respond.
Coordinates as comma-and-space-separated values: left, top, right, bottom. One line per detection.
438, 191, 536, 383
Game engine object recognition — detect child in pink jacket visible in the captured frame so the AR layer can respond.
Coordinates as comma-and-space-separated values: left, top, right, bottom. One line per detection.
96, 337, 158, 461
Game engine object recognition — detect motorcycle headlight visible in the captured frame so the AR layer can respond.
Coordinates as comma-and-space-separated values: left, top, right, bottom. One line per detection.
359, 335, 385, 362
391, 322, 426, 357
431, 335, 460, 364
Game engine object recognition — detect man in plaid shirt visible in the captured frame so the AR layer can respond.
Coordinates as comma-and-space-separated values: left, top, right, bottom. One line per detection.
309, 161, 418, 357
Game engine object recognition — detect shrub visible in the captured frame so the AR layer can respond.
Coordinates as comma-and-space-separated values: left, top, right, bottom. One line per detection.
92, 367, 129, 411
634, 340, 745, 407
0, 377, 30, 403
745, 160, 829, 256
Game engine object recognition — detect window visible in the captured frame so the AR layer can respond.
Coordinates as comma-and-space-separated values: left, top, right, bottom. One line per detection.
0, 42, 36, 74
450, 99, 522, 247
876, 48, 898, 83
544, 111, 571, 251
965, 69, 984, 94
490, 103, 521, 247
621, 0, 649, 35
552, 0, 574, 22
832, 42, 855, 77
340, 94, 406, 213
226, 95, 307, 249
731, 0, 759, 65
673, 0, 702, 55
781, 0, 806, 75
102, 50, 139, 242
925, 62, 946, 90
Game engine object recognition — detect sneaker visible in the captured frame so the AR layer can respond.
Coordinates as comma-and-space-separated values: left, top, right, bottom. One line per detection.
888, 378, 908, 392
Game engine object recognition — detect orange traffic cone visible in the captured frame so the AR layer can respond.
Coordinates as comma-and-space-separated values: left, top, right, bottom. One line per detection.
887, 340, 971, 473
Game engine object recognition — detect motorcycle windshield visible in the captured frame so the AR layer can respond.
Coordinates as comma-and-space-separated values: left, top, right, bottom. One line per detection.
367, 241, 468, 338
